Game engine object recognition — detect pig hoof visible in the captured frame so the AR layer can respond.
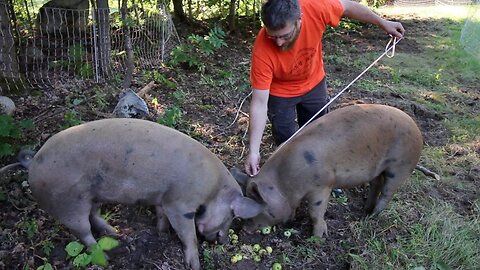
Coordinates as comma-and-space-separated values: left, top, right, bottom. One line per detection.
313, 222, 328, 238
369, 211, 381, 219
364, 206, 374, 215
185, 254, 201, 270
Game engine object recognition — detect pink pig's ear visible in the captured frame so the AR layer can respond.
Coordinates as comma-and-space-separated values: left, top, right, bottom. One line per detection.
231, 195, 264, 219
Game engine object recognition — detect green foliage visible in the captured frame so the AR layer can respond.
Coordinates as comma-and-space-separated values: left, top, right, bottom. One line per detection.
47, 44, 93, 78
189, 27, 227, 56
94, 89, 109, 111
169, 44, 203, 70
332, 192, 348, 206
65, 236, 119, 268
62, 96, 83, 129
20, 219, 38, 240
40, 240, 55, 256
36, 261, 53, 270
202, 248, 216, 270
156, 88, 187, 128
62, 110, 82, 129
327, 18, 364, 35
157, 106, 182, 127
69, 44, 84, 64
69, 44, 93, 78
0, 115, 34, 158
144, 70, 177, 89
171, 89, 187, 104
362, 0, 389, 8
169, 26, 227, 72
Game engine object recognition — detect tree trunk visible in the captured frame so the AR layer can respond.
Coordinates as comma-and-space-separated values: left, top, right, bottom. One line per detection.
172, 0, 186, 21
0, 0, 20, 79
228, 0, 237, 32
120, 0, 133, 89
94, 0, 111, 78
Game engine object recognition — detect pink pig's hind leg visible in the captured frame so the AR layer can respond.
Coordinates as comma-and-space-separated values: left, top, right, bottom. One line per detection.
156, 205, 171, 232
89, 203, 118, 236
48, 199, 98, 246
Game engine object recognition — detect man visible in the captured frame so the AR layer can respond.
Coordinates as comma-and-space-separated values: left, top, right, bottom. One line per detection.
245, 0, 405, 176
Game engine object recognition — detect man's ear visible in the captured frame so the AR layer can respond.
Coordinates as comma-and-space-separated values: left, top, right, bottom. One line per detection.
231, 195, 264, 219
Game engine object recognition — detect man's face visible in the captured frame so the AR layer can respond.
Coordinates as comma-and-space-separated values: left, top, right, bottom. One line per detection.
265, 20, 301, 51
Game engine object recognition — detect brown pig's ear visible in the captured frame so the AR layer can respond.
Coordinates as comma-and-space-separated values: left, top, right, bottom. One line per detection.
231, 195, 264, 219
249, 181, 291, 221
230, 167, 250, 194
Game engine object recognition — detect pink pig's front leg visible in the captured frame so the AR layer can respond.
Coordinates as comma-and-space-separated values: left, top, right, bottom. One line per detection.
163, 206, 201, 270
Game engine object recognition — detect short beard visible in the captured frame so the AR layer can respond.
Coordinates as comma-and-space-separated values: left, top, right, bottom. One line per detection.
279, 29, 300, 51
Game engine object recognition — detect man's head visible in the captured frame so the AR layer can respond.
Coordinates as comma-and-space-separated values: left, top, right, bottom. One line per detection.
261, 0, 302, 50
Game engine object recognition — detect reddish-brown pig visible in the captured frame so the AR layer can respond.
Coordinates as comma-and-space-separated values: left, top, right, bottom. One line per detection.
232, 104, 423, 238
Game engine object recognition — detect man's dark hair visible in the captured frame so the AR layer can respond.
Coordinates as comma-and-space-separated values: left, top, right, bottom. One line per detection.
261, 0, 301, 30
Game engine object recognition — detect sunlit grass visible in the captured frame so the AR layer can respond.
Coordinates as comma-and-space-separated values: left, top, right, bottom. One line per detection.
378, 5, 472, 21
350, 198, 480, 270
344, 5, 480, 270
445, 116, 480, 143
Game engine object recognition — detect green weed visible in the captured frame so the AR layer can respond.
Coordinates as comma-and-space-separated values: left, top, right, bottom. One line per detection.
169, 26, 227, 72
202, 247, 216, 270
0, 115, 34, 158
144, 70, 177, 89
62, 110, 82, 129
36, 259, 53, 270
94, 89, 109, 111
157, 106, 183, 127
65, 236, 119, 268
171, 89, 187, 104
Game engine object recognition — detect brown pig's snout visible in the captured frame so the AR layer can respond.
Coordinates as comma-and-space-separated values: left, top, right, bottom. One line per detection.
241, 220, 261, 234
202, 230, 228, 244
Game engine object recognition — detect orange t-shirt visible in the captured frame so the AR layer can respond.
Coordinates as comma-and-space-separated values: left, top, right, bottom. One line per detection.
250, 0, 343, 97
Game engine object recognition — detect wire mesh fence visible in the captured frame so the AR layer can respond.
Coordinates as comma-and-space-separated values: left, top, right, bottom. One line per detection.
461, 0, 480, 60
0, 1, 180, 93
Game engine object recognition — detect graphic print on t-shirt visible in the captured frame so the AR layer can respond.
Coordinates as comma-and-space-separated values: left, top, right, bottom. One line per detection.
289, 47, 316, 80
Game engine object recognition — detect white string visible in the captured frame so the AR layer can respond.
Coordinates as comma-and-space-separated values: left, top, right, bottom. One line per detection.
386, 36, 397, 58
227, 91, 252, 128
278, 36, 403, 149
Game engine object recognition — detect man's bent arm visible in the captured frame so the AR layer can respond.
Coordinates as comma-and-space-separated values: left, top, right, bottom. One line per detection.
340, 0, 405, 38
245, 89, 269, 176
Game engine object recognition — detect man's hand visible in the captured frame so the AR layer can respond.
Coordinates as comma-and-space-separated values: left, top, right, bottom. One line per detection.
380, 20, 405, 39
245, 151, 261, 177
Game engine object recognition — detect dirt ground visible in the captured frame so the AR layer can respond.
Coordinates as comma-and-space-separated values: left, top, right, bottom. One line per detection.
1, 13, 478, 270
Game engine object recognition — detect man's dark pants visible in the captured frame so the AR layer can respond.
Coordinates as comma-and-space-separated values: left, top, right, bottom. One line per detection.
267, 78, 329, 146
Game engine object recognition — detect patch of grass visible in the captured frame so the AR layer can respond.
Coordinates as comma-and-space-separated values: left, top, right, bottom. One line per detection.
444, 116, 480, 143
400, 170, 428, 194
356, 79, 383, 92
344, 8, 479, 269
350, 198, 479, 270
414, 96, 453, 115
382, 54, 449, 90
